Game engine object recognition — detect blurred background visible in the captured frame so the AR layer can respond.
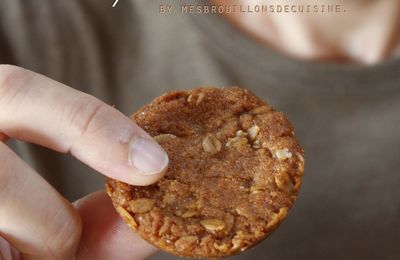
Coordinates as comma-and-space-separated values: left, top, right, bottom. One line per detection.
2, 0, 400, 259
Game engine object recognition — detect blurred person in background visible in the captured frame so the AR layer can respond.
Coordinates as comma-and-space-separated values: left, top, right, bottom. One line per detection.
0, 0, 399, 259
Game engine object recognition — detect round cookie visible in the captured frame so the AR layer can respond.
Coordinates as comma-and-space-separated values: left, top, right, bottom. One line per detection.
106, 87, 305, 258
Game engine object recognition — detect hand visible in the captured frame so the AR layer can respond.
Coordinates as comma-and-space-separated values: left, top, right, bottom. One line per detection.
0, 65, 169, 259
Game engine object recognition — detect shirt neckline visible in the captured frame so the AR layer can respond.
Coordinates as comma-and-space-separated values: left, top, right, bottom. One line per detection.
186, 4, 400, 94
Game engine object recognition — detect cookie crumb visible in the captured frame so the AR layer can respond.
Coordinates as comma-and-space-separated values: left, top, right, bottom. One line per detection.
226, 136, 240, 147
175, 236, 198, 252
214, 242, 230, 252
248, 125, 260, 140
202, 134, 222, 155
196, 93, 205, 105
236, 130, 247, 137
252, 139, 261, 149
200, 219, 226, 232
275, 171, 294, 192
187, 92, 206, 105
129, 199, 155, 213
275, 148, 292, 160
154, 134, 177, 143
249, 105, 271, 115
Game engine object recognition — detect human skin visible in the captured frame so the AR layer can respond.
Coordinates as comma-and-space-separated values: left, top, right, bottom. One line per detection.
211, 0, 400, 64
0, 65, 168, 260
1, 0, 399, 259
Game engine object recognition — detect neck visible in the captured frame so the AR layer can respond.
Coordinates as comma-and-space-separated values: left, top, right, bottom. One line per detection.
211, 0, 400, 64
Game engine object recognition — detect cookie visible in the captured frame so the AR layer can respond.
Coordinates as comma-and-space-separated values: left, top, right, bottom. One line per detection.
106, 87, 305, 258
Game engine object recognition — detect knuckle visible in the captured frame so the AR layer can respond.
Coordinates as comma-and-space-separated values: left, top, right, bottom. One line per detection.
65, 95, 108, 140
0, 64, 34, 106
45, 205, 82, 258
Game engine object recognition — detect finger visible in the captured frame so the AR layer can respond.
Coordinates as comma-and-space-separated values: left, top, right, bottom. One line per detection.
0, 142, 82, 260
0, 236, 20, 260
74, 191, 157, 260
0, 65, 168, 186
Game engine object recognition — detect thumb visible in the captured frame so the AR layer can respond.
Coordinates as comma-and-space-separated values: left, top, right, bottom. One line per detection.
74, 191, 158, 260
0, 65, 168, 186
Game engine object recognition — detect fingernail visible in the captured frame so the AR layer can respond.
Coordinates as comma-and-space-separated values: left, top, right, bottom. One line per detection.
129, 137, 169, 175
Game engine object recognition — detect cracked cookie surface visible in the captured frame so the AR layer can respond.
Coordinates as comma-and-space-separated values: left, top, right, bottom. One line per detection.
106, 87, 305, 258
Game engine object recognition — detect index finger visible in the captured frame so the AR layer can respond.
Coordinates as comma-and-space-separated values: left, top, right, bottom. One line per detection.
0, 65, 168, 186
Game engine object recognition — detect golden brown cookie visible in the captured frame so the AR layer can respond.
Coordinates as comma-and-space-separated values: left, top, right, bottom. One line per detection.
106, 87, 305, 258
